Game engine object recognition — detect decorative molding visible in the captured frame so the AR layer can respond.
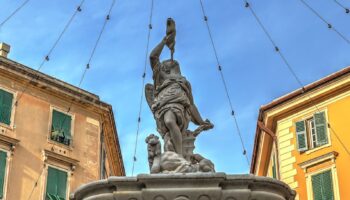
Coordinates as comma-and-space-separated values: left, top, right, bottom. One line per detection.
0, 133, 20, 153
0, 57, 104, 108
0, 56, 125, 176
70, 174, 296, 200
299, 151, 338, 172
305, 164, 340, 200
0, 55, 125, 176
43, 149, 79, 171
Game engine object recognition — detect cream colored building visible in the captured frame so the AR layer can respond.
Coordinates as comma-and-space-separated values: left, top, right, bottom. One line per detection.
0, 43, 124, 200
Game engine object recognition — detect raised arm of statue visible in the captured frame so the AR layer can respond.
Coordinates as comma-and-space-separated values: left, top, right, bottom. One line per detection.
150, 37, 167, 71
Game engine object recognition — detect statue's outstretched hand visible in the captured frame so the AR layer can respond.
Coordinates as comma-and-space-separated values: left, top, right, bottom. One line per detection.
202, 119, 214, 130
193, 119, 214, 137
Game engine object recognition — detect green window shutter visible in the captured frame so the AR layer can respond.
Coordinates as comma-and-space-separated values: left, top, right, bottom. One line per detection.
296, 120, 308, 151
57, 169, 67, 199
322, 170, 335, 200
51, 110, 71, 145
312, 172, 322, 200
312, 170, 334, 200
314, 112, 328, 146
46, 167, 67, 200
0, 89, 13, 125
0, 151, 7, 199
46, 167, 58, 198
272, 154, 277, 179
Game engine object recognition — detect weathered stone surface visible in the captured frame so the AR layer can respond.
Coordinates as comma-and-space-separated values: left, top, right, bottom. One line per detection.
70, 173, 296, 200
145, 18, 215, 174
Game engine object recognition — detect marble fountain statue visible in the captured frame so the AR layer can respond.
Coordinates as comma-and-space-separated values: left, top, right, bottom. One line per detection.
69, 18, 296, 200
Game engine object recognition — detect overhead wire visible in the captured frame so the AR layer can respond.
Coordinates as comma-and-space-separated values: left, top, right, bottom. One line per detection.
11, 0, 86, 115
198, 0, 250, 167
332, 0, 350, 14
131, 0, 154, 176
26, 165, 45, 200
241, 0, 350, 158
0, 0, 31, 29
299, 0, 350, 44
56, 0, 117, 144
21, 1, 86, 199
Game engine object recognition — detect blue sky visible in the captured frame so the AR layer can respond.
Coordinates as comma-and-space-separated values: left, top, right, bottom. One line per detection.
1, 0, 350, 176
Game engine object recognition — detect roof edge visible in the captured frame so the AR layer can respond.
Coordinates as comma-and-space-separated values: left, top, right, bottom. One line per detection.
0, 56, 113, 111
251, 66, 350, 173
260, 66, 350, 112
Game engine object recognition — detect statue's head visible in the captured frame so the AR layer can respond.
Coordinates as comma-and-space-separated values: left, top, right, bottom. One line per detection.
161, 59, 179, 69
145, 134, 159, 145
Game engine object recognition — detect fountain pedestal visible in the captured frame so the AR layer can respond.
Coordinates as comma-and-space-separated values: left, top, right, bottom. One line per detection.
70, 173, 296, 200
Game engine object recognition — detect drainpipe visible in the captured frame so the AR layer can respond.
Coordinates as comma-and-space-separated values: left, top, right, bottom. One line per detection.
257, 121, 281, 180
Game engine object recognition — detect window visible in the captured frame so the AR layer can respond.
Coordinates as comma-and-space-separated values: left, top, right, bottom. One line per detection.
46, 167, 68, 200
296, 111, 328, 152
100, 148, 107, 179
307, 118, 317, 148
0, 151, 7, 199
51, 110, 72, 146
272, 153, 277, 179
100, 132, 108, 179
0, 89, 13, 126
311, 170, 334, 200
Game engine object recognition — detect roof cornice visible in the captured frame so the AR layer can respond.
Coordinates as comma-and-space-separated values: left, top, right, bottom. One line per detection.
251, 66, 350, 173
0, 56, 125, 176
0, 56, 111, 112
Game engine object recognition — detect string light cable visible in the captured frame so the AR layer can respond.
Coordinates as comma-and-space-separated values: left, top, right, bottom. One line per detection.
198, 0, 250, 167
241, 0, 350, 157
26, 165, 45, 200
131, 0, 154, 176
12, 0, 86, 115
26, 1, 118, 198
332, 0, 350, 14
57, 0, 117, 147
299, 0, 350, 44
0, 0, 31, 29
21, 2, 86, 199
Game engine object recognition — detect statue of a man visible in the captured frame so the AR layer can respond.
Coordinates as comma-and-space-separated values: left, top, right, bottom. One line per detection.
145, 18, 213, 156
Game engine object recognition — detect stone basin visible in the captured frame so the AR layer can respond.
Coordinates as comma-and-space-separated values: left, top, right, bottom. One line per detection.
70, 173, 296, 200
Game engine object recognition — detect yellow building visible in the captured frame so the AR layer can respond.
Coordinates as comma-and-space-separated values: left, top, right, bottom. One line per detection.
0, 43, 124, 200
250, 66, 350, 200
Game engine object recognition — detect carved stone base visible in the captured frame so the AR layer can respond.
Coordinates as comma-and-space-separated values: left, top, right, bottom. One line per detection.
70, 173, 296, 200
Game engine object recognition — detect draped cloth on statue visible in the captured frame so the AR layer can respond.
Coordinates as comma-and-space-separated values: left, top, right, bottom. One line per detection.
153, 77, 191, 137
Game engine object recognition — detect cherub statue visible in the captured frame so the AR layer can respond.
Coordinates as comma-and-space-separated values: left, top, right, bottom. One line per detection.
145, 134, 161, 173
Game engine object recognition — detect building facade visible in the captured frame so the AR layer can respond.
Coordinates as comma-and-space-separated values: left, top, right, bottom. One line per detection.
0, 43, 124, 200
250, 66, 350, 200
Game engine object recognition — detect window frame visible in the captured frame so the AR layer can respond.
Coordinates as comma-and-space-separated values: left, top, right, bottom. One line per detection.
306, 165, 340, 200
306, 117, 317, 149
306, 110, 331, 154
42, 164, 70, 200
0, 149, 10, 200
0, 86, 17, 130
48, 106, 75, 148
268, 144, 279, 180
296, 109, 331, 154
100, 142, 107, 179
271, 152, 277, 179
